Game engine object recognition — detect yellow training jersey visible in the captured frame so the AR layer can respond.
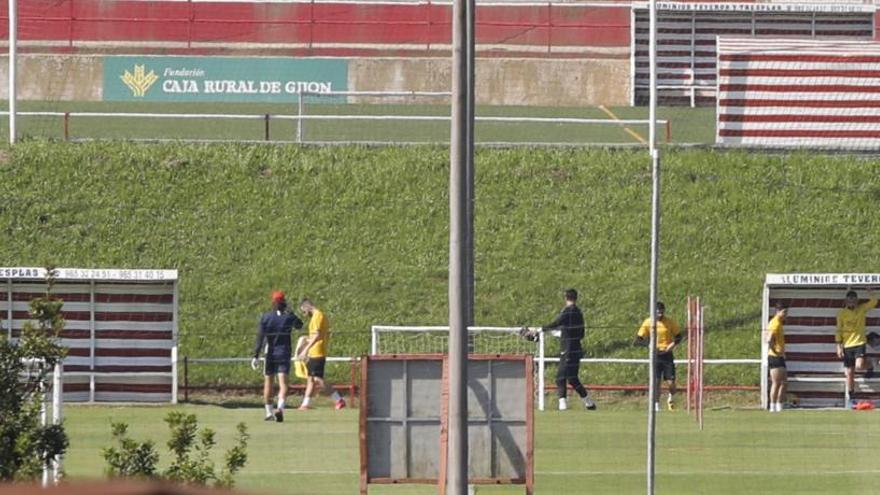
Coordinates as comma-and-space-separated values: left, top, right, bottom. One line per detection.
836, 298, 878, 348
637, 317, 681, 352
767, 315, 784, 357
308, 308, 330, 358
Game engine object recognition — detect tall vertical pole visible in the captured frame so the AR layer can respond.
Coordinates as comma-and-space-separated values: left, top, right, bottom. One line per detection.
8, 0, 16, 144
448, 0, 472, 488
464, 0, 475, 331
646, 0, 660, 493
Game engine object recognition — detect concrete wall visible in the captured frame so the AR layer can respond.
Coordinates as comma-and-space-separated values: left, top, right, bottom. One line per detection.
1, 55, 630, 107
349, 58, 630, 106
0, 56, 103, 101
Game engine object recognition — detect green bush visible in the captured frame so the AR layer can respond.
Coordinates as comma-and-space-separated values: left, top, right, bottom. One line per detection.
0, 269, 68, 481
103, 412, 248, 488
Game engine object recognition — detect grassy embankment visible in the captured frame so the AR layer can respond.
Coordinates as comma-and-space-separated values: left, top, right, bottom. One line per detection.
2, 141, 879, 388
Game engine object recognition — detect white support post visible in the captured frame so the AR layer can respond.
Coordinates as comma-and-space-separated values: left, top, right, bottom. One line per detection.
171, 346, 179, 405
89, 281, 96, 403
370, 325, 378, 355
40, 378, 48, 487
760, 284, 769, 410
7, 0, 16, 144
538, 330, 545, 411
52, 363, 63, 484
690, 12, 696, 108
629, 5, 636, 106
171, 280, 179, 404
698, 300, 704, 431
6, 279, 12, 340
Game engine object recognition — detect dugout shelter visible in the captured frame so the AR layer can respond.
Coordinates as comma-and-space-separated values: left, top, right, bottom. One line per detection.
1, 267, 179, 403
762, 273, 880, 409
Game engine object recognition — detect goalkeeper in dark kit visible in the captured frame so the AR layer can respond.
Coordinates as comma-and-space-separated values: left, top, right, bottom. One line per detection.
521, 288, 597, 411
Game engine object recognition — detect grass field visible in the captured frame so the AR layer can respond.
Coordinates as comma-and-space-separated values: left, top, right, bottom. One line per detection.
2, 142, 880, 389
0, 101, 716, 144
62, 401, 880, 494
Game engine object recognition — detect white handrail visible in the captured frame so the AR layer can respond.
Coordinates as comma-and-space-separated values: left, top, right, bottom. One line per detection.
0, 110, 668, 127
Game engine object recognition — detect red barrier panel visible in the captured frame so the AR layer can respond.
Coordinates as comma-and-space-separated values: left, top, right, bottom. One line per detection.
0, 0, 631, 57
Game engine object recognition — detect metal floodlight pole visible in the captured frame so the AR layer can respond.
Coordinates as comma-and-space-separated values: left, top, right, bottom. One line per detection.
448, 0, 472, 488
8, 0, 17, 144
464, 0, 475, 329
646, 0, 661, 493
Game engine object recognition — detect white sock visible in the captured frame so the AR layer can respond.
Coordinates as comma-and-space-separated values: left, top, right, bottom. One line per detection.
331, 391, 342, 402
301, 397, 311, 407
667, 394, 674, 403
277, 397, 285, 410
265, 404, 273, 415
776, 402, 783, 412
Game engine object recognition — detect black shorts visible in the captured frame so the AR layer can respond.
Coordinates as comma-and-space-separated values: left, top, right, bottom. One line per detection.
307, 357, 326, 378
264, 356, 291, 376
655, 351, 675, 381
556, 350, 583, 380
768, 355, 786, 370
843, 344, 867, 368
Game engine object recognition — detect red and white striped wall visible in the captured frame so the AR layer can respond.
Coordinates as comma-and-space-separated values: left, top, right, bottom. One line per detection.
762, 274, 880, 409
631, 5, 875, 106
1, 267, 178, 403
716, 37, 880, 149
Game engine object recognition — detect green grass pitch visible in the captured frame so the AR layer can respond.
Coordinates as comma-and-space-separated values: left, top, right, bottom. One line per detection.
0, 101, 716, 145
62, 402, 880, 494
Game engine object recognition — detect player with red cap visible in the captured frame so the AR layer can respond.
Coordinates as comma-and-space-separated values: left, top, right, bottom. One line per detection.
251, 290, 303, 422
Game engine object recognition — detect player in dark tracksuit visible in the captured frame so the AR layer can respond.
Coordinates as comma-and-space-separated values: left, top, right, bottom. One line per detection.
543, 288, 596, 411
251, 291, 303, 422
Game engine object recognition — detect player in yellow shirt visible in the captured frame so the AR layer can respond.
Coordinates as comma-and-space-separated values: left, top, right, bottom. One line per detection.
635, 301, 682, 411
296, 298, 346, 410
765, 303, 787, 413
836, 289, 878, 397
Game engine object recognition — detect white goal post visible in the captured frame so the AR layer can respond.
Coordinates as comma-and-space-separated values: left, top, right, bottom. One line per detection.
371, 324, 761, 412
20, 358, 64, 486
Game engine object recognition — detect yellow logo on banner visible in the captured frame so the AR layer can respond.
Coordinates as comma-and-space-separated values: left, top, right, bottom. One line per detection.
120, 64, 158, 97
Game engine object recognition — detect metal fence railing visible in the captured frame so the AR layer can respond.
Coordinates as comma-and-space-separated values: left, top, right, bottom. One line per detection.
0, 100, 671, 146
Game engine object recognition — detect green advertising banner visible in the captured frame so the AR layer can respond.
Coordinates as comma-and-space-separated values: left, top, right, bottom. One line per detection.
103, 56, 348, 102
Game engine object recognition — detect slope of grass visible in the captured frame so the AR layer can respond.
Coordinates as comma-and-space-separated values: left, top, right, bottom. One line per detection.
61, 403, 880, 494
2, 141, 879, 387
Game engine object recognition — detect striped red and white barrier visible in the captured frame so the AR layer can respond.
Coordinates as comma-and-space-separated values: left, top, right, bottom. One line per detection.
1, 268, 178, 403
717, 38, 880, 149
